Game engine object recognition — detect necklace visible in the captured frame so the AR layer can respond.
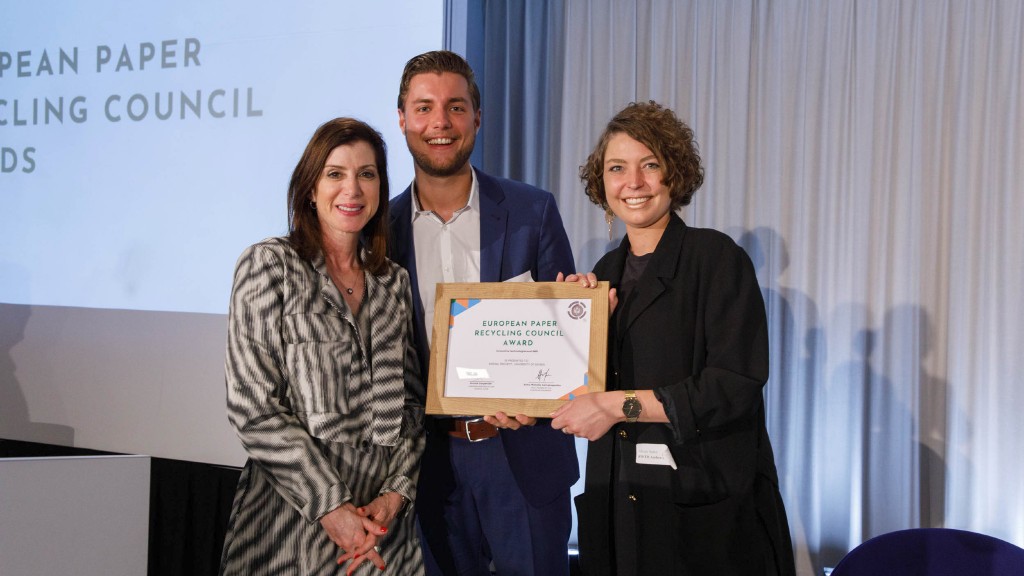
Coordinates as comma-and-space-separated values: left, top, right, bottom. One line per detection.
326, 253, 362, 296
337, 272, 362, 295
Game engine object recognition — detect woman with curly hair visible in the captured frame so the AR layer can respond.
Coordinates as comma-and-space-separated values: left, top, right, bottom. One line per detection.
553, 101, 795, 575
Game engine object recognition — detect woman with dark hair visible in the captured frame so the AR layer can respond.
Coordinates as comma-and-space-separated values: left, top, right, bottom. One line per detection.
553, 101, 795, 575
220, 118, 424, 575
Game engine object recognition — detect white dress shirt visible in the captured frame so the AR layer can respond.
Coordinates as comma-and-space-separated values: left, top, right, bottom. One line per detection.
410, 168, 482, 346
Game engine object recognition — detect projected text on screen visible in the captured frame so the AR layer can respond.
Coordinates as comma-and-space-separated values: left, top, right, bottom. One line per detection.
0, 0, 443, 314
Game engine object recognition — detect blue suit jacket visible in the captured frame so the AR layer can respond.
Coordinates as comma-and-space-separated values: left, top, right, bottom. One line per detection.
388, 167, 579, 506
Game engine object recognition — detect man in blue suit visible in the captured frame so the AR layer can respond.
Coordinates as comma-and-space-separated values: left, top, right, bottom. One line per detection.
389, 50, 578, 576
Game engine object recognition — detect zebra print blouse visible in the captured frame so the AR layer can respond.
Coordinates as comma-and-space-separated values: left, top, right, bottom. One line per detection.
225, 237, 424, 522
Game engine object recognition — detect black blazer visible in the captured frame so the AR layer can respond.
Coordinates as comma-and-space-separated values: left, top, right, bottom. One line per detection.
576, 213, 795, 576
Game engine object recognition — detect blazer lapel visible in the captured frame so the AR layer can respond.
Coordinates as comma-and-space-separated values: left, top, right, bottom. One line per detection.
623, 214, 685, 332
389, 190, 419, 293
476, 170, 508, 282
388, 190, 429, 375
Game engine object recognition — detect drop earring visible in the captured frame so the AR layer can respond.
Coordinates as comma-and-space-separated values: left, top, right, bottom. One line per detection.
605, 209, 614, 241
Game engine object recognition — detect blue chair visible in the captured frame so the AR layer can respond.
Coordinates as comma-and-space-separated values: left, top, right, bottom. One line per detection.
830, 528, 1024, 576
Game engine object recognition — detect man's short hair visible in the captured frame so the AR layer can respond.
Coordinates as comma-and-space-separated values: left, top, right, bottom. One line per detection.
397, 50, 481, 111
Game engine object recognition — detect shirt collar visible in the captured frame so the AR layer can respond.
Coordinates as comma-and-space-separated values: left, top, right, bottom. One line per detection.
410, 167, 479, 222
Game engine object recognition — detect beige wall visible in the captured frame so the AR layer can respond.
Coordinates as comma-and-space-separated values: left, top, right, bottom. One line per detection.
0, 303, 246, 466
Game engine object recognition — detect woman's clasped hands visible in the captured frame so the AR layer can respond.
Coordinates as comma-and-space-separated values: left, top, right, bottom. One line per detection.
320, 491, 406, 575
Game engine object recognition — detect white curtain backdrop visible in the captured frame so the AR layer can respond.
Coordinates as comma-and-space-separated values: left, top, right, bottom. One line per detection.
452, 0, 1024, 573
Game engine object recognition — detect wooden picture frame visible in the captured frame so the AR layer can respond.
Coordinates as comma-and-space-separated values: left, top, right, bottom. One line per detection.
426, 281, 609, 417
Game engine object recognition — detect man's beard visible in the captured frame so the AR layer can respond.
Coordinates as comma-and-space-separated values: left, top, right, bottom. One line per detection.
408, 141, 474, 178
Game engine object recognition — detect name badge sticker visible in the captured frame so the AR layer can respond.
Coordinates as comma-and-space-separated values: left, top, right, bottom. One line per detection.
456, 367, 490, 379
635, 443, 677, 470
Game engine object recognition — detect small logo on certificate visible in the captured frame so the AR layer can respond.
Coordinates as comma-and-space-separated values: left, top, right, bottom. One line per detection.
567, 300, 588, 320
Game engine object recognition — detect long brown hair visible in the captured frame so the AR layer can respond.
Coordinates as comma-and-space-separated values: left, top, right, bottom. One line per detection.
286, 118, 391, 275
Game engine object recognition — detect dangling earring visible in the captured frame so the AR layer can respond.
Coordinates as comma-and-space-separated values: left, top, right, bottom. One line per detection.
605, 209, 614, 241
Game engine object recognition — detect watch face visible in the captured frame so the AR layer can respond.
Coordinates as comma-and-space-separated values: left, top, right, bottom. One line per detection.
623, 397, 642, 420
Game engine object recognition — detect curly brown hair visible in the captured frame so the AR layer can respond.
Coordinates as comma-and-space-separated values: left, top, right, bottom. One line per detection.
286, 118, 391, 276
579, 101, 704, 211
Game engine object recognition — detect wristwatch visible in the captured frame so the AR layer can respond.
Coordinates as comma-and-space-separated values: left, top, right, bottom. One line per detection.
622, 390, 642, 422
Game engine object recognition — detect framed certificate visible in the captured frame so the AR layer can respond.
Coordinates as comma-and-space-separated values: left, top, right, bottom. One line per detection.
426, 281, 609, 417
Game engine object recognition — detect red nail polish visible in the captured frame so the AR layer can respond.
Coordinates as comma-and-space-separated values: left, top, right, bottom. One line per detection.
380, 526, 388, 533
